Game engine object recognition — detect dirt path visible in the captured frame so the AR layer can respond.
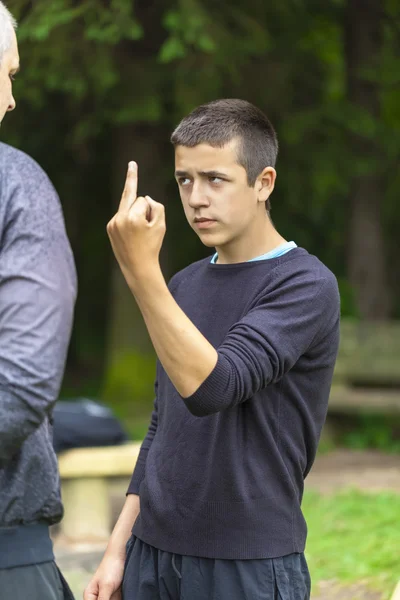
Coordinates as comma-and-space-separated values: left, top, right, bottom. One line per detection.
312, 581, 384, 600
306, 449, 400, 494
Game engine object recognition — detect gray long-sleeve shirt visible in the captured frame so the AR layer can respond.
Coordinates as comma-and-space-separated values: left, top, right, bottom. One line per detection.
0, 142, 77, 526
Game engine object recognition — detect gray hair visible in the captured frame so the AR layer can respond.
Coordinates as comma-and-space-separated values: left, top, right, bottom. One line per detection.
0, 2, 17, 62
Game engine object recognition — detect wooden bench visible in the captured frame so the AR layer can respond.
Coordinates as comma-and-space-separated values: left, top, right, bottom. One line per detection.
58, 442, 141, 543
329, 319, 400, 415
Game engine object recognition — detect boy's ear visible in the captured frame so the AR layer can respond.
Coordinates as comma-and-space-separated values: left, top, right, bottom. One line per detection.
257, 167, 276, 202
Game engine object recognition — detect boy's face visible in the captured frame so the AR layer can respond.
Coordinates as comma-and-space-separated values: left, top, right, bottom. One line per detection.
0, 28, 19, 125
174, 139, 265, 251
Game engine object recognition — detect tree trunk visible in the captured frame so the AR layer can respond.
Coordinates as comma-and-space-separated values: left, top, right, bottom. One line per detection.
344, 0, 391, 319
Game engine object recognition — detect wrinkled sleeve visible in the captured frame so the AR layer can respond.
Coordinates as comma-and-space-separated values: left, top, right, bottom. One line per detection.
127, 379, 158, 495
180, 273, 339, 417
0, 169, 77, 461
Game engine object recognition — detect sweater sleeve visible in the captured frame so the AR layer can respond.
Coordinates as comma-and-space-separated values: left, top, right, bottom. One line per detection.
127, 380, 158, 495
181, 272, 339, 417
0, 161, 77, 461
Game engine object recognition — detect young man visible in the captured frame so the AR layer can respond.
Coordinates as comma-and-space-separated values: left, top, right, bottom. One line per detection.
86, 99, 340, 600
0, 3, 77, 598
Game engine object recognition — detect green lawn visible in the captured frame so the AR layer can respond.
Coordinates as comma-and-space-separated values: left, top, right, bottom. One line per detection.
303, 490, 400, 598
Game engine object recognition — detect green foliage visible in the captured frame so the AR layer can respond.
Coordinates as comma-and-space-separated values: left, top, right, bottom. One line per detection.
12, 0, 144, 129
102, 351, 156, 420
340, 415, 400, 453
337, 278, 359, 317
304, 489, 400, 595
160, 8, 216, 63
4, 0, 400, 384
16, 0, 142, 44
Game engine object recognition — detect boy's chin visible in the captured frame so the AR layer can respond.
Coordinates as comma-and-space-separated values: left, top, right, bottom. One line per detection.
196, 231, 226, 248
199, 238, 217, 248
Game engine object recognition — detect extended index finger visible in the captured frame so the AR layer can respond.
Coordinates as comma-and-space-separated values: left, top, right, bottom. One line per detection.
119, 161, 138, 212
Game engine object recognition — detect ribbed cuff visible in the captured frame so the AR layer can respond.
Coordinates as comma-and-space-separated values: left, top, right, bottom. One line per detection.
180, 354, 236, 417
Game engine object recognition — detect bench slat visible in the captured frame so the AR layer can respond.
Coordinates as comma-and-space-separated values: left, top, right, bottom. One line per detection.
334, 320, 400, 385
58, 442, 141, 479
329, 385, 400, 414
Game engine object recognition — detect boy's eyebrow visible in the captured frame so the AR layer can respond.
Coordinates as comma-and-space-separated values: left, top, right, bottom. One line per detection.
175, 169, 229, 178
199, 170, 228, 178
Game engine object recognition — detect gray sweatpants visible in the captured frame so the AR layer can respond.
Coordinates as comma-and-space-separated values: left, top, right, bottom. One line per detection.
0, 561, 75, 600
122, 536, 311, 600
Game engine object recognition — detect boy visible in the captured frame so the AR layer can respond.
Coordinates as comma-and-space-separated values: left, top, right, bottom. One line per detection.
86, 99, 340, 600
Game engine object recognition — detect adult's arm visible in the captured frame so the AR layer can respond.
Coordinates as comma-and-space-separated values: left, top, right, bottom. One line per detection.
0, 152, 77, 461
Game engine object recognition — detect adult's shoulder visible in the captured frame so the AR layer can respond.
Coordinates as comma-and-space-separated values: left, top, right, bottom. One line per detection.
167, 256, 212, 293
0, 142, 50, 184
0, 142, 61, 218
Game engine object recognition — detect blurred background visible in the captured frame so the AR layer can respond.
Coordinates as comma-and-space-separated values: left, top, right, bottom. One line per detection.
2, 1, 400, 596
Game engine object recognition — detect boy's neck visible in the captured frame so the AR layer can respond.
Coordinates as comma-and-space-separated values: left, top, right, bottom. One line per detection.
215, 214, 287, 264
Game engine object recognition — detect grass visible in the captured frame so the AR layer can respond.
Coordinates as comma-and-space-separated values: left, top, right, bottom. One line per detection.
303, 489, 400, 598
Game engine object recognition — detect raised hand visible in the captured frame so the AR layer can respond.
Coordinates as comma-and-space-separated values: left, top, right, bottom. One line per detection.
107, 162, 166, 285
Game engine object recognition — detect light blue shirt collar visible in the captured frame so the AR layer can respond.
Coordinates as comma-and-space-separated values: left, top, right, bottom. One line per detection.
211, 241, 297, 264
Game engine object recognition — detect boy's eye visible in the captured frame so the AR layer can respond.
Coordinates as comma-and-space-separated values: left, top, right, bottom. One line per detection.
209, 177, 223, 184
178, 177, 191, 186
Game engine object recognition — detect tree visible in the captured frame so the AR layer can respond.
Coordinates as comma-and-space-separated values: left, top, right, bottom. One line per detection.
4, 0, 400, 417
345, 0, 391, 318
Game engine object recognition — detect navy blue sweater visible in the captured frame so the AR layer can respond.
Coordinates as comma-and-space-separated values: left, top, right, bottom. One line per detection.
128, 247, 340, 559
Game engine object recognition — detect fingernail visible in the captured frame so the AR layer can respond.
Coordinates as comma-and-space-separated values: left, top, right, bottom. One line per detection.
129, 161, 137, 170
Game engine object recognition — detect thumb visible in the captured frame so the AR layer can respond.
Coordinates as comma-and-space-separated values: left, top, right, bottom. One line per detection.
84, 580, 99, 600
98, 582, 113, 600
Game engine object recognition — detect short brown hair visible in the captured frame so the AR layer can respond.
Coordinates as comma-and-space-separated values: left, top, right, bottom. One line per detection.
171, 99, 278, 211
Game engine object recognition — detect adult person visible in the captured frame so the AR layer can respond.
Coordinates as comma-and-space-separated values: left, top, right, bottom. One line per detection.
86, 99, 340, 600
0, 3, 77, 598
